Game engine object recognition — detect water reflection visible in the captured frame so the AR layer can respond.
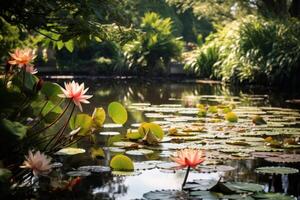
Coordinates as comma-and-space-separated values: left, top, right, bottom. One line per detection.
48, 78, 300, 199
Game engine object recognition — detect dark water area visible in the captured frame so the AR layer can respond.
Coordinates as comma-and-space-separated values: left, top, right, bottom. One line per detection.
44, 78, 300, 200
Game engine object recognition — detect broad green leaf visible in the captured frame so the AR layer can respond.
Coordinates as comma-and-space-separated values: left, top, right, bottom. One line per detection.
138, 122, 164, 140
0, 119, 27, 140
108, 102, 127, 124
225, 112, 238, 122
41, 82, 62, 103
110, 154, 134, 171
65, 39, 74, 52
69, 114, 93, 135
57, 40, 64, 50
92, 107, 106, 128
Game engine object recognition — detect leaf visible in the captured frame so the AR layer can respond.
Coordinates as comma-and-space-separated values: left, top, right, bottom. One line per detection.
138, 122, 164, 140
143, 190, 189, 200
126, 129, 142, 140
0, 119, 27, 140
69, 114, 93, 135
252, 115, 267, 125
64, 39, 74, 52
56, 147, 86, 155
252, 193, 296, 200
90, 147, 105, 159
108, 102, 128, 124
92, 107, 106, 128
225, 112, 238, 122
222, 182, 264, 193
41, 82, 62, 103
57, 40, 64, 50
142, 130, 160, 145
255, 166, 299, 175
110, 154, 134, 171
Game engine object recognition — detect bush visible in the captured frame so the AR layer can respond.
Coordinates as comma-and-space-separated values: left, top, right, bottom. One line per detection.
186, 16, 300, 86
123, 12, 183, 75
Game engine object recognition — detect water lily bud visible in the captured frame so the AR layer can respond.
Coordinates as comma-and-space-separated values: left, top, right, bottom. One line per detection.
36, 78, 44, 91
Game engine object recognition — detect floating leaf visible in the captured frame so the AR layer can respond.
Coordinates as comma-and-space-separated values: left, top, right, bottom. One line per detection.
225, 112, 238, 123
138, 122, 164, 140
56, 147, 86, 156
99, 131, 120, 136
189, 191, 219, 200
126, 129, 142, 140
110, 154, 134, 171
255, 166, 299, 175
66, 171, 91, 177
222, 182, 264, 193
112, 171, 141, 176
134, 162, 157, 170
108, 102, 128, 124
143, 190, 188, 200
126, 149, 154, 156
252, 193, 296, 200
78, 166, 110, 173
69, 114, 93, 135
184, 178, 219, 191
92, 107, 106, 128
142, 130, 160, 145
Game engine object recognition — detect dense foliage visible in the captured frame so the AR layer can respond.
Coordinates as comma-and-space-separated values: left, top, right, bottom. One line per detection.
123, 12, 183, 75
185, 16, 300, 85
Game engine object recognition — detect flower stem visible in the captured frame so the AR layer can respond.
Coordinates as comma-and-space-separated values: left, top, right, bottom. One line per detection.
182, 166, 190, 189
33, 100, 71, 135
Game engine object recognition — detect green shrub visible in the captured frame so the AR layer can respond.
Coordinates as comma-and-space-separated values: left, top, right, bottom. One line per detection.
186, 16, 300, 86
123, 12, 183, 75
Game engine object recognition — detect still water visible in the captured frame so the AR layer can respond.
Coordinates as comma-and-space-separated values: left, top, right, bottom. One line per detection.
50, 78, 300, 200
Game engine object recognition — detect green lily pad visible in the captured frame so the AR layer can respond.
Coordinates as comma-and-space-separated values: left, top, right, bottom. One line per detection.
225, 112, 238, 123
255, 166, 299, 175
223, 182, 264, 193
110, 154, 134, 171
126, 149, 154, 156
56, 147, 86, 155
252, 193, 296, 200
108, 102, 128, 124
143, 190, 188, 200
92, 107, 106, 128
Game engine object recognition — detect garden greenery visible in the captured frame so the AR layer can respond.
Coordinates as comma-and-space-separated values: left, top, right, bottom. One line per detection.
184, 16, 300, 85
123, 12, 183, 74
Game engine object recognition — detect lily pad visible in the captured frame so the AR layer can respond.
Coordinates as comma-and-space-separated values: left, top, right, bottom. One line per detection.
255, 166, 299, 175
99, 131, 120, 136
56, 147, 86, 155
66, 171, 91, 177
110, 154, 134, 171
126, 149, 154, 156
222, 182, 264, 193
143, 190, 188, 200
78, 166, 111, 173
252, 193, 296, 200
108, 102, 128, 124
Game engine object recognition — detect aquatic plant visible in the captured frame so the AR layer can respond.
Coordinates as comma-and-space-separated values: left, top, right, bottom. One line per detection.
20, 150, 52, 176
171, 148, 205, 188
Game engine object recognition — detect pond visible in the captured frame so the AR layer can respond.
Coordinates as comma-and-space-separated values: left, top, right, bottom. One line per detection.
44, 78, 300, 200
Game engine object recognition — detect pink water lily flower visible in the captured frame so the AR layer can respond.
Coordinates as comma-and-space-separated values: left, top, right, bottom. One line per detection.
20, 150, 52, 176
58, 81, 93, 111
171, 148, 205, 169
8, 48, 36, 67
